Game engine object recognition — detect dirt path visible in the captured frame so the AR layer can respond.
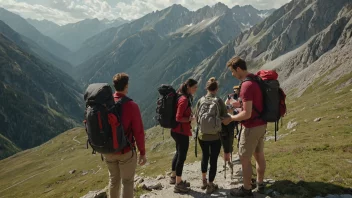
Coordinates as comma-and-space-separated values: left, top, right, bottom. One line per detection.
140, 155, 267, 198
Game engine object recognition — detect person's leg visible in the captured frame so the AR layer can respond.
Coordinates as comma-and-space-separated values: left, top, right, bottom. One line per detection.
239, 127, 254, 190
253, 132, 266, 183
119, 151, 137, 198
230, 127, 259, 197
205, 139, 221, 194
253, 125, 267, 193
208, 139, 221, 183
171, 131, 179, 178
199, 139, 210, 189
174, 133, 190, 193
104, 154, 121, 198
199, 139, 210, 179
175, 134, 190, 182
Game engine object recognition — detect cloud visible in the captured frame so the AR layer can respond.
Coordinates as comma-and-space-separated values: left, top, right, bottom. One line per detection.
0, 0, 291, 25
0, 0, 79, 25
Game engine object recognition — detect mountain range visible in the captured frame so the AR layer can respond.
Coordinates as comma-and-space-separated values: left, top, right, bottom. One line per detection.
27, 18, 128, 51
172, 0, 352, 99
0, 21, 83, 159
0, 0, 351, 160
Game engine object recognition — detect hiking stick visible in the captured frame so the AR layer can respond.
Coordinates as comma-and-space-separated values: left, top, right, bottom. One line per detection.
224, 159, 227, 179
229, 161, 234, 179
195, 126, 199, 157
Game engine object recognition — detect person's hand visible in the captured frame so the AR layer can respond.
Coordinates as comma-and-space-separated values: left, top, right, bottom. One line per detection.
225, 96, 232, 105
224, 153, 231, 162
189, 116, 196, 122
222, 117, 232, 125
231, 115, 238, 122
138, 155, 147, 166
232, 101, 241, 108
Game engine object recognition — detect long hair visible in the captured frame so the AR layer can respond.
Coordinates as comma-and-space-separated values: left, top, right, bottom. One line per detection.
178, 78, 198, 98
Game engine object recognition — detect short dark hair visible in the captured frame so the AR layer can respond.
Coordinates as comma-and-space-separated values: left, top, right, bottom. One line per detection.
113, 73, 129, 91
206, 77, 218, 92
226, 56, 247, 70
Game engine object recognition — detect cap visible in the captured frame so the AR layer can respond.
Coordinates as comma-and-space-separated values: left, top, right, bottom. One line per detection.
233, 85, 240, 89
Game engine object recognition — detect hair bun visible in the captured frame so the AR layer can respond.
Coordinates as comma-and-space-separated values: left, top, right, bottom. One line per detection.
209, 77, 216, 82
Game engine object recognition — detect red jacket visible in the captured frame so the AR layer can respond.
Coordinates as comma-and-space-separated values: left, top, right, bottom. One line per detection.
172, 95, 192, 136
114, 93, 146, 156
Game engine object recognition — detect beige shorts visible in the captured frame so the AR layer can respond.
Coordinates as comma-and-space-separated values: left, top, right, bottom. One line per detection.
238, 125, 267, 157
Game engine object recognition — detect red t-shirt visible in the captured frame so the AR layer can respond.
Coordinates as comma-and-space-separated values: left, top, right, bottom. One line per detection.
240, 74, 267, 128
172, 95, 192, 136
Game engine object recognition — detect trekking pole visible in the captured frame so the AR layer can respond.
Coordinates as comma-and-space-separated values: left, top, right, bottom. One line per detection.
162, 127, 164, 141
195, 126, 199, 157
229, 161, 234, 179
224, 159, 227, 179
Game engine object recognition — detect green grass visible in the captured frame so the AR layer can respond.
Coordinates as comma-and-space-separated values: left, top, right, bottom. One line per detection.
0, 73, 351, 197
261, 72, 352, 197
0, 133, 21, 159
0, 126, 200, 198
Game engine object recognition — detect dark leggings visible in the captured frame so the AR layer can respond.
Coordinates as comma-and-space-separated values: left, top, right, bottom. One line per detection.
171, 131, 190, 177
198, 139, 222, 182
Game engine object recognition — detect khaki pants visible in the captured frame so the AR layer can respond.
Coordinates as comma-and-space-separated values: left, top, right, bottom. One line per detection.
103, 151, 137, 198
238, 125, 267, 157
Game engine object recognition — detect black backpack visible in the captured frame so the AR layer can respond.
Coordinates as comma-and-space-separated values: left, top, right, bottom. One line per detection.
155, 85, 180, 129
84, 83, 131, 154
240, 75, 282, 141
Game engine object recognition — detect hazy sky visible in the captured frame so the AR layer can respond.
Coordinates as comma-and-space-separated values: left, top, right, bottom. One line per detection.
0, 0, 291, 25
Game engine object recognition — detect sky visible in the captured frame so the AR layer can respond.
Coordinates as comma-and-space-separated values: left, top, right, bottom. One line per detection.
0, 0, 291, 25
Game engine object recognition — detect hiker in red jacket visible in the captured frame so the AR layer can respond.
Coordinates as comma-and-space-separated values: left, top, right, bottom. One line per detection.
103, 73, 146, 198
169, 79, 198, 194
225, 57, 267, 197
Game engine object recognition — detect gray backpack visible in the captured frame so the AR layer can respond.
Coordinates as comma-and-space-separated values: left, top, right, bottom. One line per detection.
196, 96, 222, 135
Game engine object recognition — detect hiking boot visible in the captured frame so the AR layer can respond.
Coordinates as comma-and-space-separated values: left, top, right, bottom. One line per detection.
174, 181, 190, 193
251, 178, 256, 189
206, 183, 218, 194
253, 182, 265, 194
169, 176, 176, 184
201, 179, 207, 190
230, 185, 253, 197
183, 180, 191, 187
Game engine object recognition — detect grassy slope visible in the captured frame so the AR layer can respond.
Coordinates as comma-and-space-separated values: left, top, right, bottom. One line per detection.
262, 72, 352, 196
0, 133, 21, 159
0, 73, 351, 198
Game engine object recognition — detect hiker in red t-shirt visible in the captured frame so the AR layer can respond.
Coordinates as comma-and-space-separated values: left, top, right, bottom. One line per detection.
169, 79, 198, 194
103, 73, 146, 198
225, 57, 267, 197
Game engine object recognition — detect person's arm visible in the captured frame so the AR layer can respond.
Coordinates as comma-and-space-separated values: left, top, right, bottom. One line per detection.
231, 101, 252, 121
130, 103, 146, 156
217, 98, 231, 125
176, 97, 191, 123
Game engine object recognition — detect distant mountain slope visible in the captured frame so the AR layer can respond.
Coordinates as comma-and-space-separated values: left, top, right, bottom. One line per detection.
175, 0, 352, 99
0, 8, 72, 58
0, 28, 83, 159
71, 3, 273, 65
0, 9, 74, 74
28, 18, 128, 51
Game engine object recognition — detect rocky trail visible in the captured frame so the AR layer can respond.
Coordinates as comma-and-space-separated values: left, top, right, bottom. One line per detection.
82, 154, 352, 198
138, 156, 270, 198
